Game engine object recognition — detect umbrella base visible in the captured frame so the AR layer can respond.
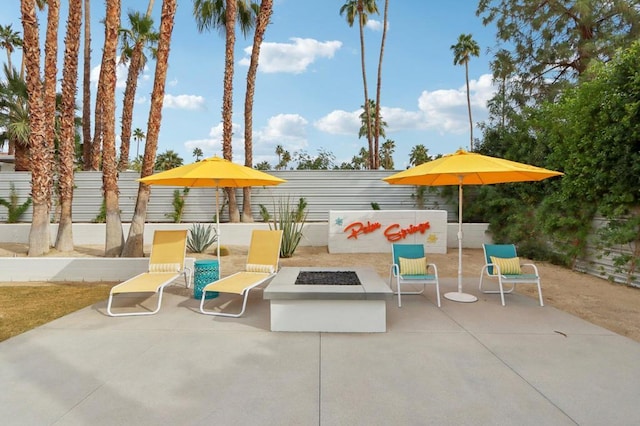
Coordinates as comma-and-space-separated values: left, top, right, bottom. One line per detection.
444, 292, 478, 303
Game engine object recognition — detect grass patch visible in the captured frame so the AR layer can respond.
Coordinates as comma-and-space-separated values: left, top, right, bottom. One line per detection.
0, 283, 115, 342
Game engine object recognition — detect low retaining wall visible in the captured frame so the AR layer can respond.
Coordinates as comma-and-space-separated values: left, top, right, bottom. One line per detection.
0, 222, 490, 282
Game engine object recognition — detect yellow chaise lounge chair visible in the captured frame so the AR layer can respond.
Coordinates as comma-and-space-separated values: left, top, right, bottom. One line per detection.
200, 229, 283, 318
107, 230, 192, 316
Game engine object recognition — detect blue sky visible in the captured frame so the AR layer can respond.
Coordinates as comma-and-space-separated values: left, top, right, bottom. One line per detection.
1, 1, 498, 169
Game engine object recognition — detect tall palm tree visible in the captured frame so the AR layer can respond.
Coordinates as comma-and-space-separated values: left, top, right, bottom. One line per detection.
117, 5, 159, 171
43, 0, 60, 186
100, 0, 124, 257
82, 0, 92, 170
242, 0, 272, 223
373, 0, 388, 169
122, 0, 177, 258
55, 0, 82, 252
193, 0, 256, 223
21, 0, 51, 256
451, 33, 480, 151
0, 25, 22, 83
340, 0, 379, 169
132, 127, 145, 159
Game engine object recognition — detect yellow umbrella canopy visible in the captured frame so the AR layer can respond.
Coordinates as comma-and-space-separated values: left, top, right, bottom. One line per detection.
139, 156, 286, 270
383, 149, 563, 303
138, 156, 287, 188
382, 149, 563, 186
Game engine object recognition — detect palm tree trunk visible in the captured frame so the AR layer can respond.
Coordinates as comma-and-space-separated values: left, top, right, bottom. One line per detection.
101, 0, 123, 257
82, 0, 92, 170
373, 0, 389, 170
242, 0, 273, 223
223, 0, 239, 222
358, 6, 373, 169
122, 0, 177, 257
22, 0, 52, 256
465, 62, 473, 150
55, 0, 82, 252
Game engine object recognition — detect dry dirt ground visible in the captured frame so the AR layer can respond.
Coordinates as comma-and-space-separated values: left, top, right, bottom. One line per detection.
2, 243, 640, 343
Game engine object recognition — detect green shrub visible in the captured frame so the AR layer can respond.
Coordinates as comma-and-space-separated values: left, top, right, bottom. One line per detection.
166, 188, 189, 223
0, 183, 32, 223
259, 196, 308, 258
187, 223, 217, 253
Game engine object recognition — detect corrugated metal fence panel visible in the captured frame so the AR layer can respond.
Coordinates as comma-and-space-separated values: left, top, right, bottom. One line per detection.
574, 217, 639, 288
0, 170, 457, 223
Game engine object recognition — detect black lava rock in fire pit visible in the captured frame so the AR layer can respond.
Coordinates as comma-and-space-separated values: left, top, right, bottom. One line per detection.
295, 271, 361, 286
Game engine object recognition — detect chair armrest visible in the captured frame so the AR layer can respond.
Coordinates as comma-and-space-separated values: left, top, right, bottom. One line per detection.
520, 263, 539, 275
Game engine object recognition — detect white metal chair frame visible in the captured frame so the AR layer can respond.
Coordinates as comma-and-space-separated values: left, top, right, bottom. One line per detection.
389, 244, 441, 308
479, 244, 544, 306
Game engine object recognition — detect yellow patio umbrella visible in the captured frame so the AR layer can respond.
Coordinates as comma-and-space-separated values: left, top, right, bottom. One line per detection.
383, 149, 563, 303
139, 156, 286, 271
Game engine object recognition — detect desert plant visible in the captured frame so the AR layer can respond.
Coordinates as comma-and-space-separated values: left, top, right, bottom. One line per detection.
259, 196, 308, 258
92, 199, 107, 223
0, 183, 32, 223
166, 188, 190, 223
187, 223, 217, 253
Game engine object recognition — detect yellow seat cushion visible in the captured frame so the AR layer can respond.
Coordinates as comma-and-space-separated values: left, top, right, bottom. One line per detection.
490, 256, 521, 275
399, 257, 427, 275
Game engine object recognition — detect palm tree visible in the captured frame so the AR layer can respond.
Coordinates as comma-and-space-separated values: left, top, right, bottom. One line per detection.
82, 0, 92, 170
21, 0, 51, 256
340, 0, 379, 169
379, 138, 394, 170
451, 33, 480, 151
0, 25, 22, 84
193, 0, 256, 223
192, 146, 203, 161
359, 99, 386, 141
0, 25, 22, 156
117, 5, 159, 171
154, 149, 183, 170
122, 0, 177, 258
55, 0, 83, 252
242, 0, 273, 223
0, 65, 29, 170
373, 0, 388, 169
100, 0, 124, 257
132, 127, 145, 160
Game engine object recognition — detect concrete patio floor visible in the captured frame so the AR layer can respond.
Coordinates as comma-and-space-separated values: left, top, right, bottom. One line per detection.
1, 277, 639, 425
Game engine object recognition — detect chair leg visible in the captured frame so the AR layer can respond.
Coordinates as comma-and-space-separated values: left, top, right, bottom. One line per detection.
107, 290, 164, 317
200, 289, 251, 317
435, 282, 441, 308
537, 281, 544, 306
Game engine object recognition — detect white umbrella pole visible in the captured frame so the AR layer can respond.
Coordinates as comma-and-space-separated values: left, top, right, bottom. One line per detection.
215, 185, 221, 276
444, 180, 478, 303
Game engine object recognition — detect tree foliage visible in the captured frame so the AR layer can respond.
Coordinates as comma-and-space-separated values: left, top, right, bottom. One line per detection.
536, 40, 640, 281
477, 0, 640, 100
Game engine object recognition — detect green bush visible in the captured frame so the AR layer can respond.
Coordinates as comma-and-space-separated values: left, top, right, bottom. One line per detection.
0, 183, 32, 223
165, 188, 190, 223
259, 196, 308, 258
187, 223, 217, 253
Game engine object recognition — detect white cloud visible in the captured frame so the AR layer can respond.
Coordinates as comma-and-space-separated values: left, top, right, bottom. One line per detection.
314, 73, 496, 137
239, 38, 342, 74
163, 94, 206, 110
366, 19, 383, 31
183, 122, 243, 158
314, 110, 360, 135
254, 114, 309, 152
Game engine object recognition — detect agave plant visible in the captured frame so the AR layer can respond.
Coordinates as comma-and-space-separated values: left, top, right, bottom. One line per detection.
259, 196, 308, 258
187, 223, 217, 253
